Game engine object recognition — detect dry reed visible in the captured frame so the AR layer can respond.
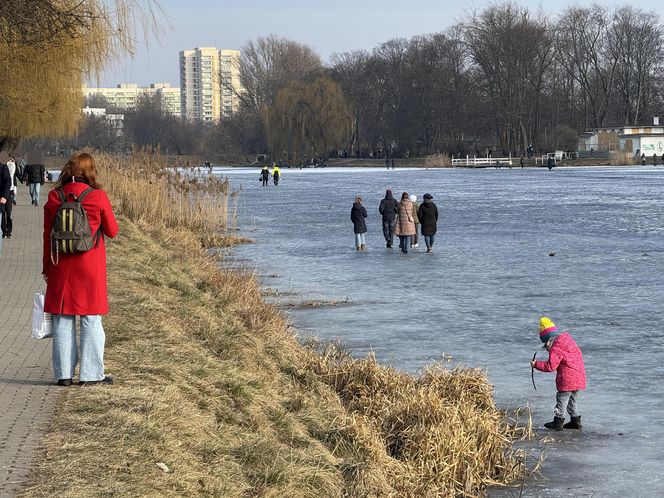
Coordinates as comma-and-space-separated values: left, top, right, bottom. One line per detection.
425, 153, 452, 168
95, 148, 234, 232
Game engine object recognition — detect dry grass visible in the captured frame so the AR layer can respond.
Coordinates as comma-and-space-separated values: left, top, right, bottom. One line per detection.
424, 153, 452, 168
609, 151, 636, 166
22, 152, 533, 497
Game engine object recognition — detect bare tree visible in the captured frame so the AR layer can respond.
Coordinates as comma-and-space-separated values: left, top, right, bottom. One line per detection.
608, 6, 664, 125
555, 5, 618, 128
461, 3, 554, 154
237, 34, 322, 114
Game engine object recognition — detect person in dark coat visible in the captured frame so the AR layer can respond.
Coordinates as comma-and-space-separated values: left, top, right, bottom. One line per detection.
0, 160, 10, 251
418, 193, 438, 253
379, 189, 399, 248
23, 156, 45, 206
260, 165, 270, 186
350, 196, 368, 251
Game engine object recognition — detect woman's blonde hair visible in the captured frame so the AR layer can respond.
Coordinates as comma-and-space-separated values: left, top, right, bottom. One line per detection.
55, 152, 101, 189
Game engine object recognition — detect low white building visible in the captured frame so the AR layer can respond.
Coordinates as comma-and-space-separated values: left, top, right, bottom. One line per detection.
82, 107, 125, 137
578, 117, 664, 156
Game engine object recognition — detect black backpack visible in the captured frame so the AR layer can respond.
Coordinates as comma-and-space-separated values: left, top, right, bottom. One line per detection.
50, 188, 101, 264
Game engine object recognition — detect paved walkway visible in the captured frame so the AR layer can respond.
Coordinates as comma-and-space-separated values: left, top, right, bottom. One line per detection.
0, 192, 55, 496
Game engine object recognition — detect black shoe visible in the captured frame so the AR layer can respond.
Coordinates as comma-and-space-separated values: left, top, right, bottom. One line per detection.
79, 376, 113, 386
57, 378, 72, 386
563, 416, 582, 429
544, 416, 565, 431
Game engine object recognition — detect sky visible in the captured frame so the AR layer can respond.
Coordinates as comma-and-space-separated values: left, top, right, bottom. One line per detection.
96, 0, 664, 87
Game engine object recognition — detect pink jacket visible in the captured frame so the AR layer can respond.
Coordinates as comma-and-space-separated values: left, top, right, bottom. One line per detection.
534, 332, 586, 391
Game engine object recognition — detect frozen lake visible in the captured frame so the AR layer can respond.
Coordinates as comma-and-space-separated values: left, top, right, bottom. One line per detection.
221, 165, 664, 497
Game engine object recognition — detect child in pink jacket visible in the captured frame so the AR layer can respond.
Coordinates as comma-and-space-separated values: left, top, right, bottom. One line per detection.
530, 317, 587, 431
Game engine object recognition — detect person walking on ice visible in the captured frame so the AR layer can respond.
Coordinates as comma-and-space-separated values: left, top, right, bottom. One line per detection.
260, 165, 270, 186
271, 163, 281, 186
531, 317, 586, 431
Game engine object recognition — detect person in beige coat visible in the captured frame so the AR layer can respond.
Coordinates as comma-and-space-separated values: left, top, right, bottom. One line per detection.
409, 194, 420, 248
394, 192, 416, 253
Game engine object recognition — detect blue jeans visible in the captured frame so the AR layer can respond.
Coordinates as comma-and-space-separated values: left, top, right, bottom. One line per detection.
382, 219, 396, 243
424, 235, 435, 249
29, 183, 41, 204
52, 315, 106, 381
354, 232, 366, 247
399, 235, 409, 253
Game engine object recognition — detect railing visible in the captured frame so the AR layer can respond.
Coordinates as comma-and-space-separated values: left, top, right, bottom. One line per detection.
452, 154, 513, 168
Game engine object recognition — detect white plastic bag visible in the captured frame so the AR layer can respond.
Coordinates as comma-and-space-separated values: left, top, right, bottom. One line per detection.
32, 292, 52, 339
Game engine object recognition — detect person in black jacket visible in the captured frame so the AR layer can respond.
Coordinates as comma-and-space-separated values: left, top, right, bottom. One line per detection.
23, 157, 45, 206
378, 189, 398, 248
351, 196, 368, 251
418, 193, 439, 253
0, 161, 10, 249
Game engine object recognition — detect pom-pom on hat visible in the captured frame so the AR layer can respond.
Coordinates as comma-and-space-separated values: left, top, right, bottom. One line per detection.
539, 317, 560, 343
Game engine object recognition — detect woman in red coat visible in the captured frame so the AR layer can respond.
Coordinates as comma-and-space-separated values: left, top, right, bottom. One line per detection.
42, 152, 119, 386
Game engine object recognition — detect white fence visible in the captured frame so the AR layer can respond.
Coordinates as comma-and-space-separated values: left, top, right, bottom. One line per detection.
452, 154, 513, 168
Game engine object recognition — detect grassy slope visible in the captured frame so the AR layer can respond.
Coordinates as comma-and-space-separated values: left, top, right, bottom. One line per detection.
23, 218, 527, 498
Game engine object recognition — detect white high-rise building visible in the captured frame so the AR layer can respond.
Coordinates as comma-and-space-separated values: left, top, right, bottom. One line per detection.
179, 47, 241, 122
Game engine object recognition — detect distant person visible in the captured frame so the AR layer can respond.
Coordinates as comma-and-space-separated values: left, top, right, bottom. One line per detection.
43, 152, 119, 386
409, 194, 420, 248
488, 148, 492, 158
24, 152, 45, 206
271, 164, 281, 186
520, 156, 525, 169
1, 156, 17, 238
531, 317, 586, 431
379, 189, 399, 248
418, 193, 438, 253
391, 158, 395, 169
394, 192, 416, 254
260, 165, 270, 186
350, 196, 368, 251
0, 158, 10, 248
641, 153, 646, 166
547, 156, 555, 171
589, 147, 594, 158
385, 157, 390, 170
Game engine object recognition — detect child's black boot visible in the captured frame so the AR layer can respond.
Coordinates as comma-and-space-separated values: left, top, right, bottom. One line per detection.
563, 416, 582, 429
544, 416, 565, 431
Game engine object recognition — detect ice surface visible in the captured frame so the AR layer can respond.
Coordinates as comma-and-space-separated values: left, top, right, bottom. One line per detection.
227, 166, 664, 496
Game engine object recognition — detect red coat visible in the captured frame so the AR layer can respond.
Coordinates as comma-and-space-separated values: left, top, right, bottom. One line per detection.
42, 182, 119, 315
534, 332, 587, 391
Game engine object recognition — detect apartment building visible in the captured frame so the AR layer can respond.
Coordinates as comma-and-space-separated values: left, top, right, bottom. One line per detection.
83, 83, 181, 116
179, 47, 241, 121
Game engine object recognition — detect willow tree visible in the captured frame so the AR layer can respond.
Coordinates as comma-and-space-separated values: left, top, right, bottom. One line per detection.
265, 77, 351, 163
0, 0, 162, 151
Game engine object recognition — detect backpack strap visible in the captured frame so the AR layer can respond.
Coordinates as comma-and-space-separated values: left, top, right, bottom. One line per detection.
76, 187, 95, 202
57, 186, 94, 203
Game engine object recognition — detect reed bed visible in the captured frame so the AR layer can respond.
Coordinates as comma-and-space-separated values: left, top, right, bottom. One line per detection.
305, 344, 532, 497
95, 149, 234, 232
425, 153, 453, 168
609, 150, 636, 166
